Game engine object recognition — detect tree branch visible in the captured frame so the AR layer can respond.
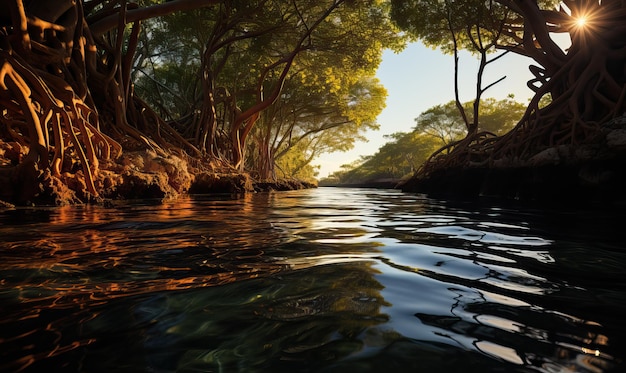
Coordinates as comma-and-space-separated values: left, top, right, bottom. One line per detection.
90, 0, 221, 35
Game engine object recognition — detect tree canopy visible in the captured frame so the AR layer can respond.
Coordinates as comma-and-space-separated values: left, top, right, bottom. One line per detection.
119, 0, 403, 178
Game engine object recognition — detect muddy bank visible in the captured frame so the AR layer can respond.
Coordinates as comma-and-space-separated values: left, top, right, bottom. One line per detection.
399, 156, 626, 206
254, 179, 318, 192
0, 147, 315, 207
399, 120, 626, 207
319, 177, 402, 189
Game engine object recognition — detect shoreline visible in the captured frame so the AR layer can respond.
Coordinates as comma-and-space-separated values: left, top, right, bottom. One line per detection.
398, 160, 626, 207
0, 149, 317, 208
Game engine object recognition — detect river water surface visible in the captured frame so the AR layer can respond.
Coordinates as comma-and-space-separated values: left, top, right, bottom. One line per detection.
1, 188, 625, 372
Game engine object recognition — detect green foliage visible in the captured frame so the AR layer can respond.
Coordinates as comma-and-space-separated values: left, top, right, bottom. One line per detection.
415, 98, 526, 145
476, 98, 527, 134
134, 61, 201, 119
247, 72, 389, 179
275, 141, 320, 182
389, 0, 558, 54
323, 97, 526, 184
265, 75, 387, 157
132, 7, 214, 119
389, 0, 515, 54
248, 0, 403, 179
324, 131, 441, 184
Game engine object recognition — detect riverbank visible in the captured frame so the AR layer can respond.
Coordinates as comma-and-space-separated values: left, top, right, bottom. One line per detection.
0, 148, 316, 207
399, 150, 626, 207
319, 177, 402, 189
398, 115, 626, 207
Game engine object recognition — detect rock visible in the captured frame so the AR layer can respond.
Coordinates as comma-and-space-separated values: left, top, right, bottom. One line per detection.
574, 144, 599, 160
529, 147, 561, 166
0, 199, 14, 209
528, 145, 598, 165
96, 151, 194, 200
144, 154, 192, 193
189, 172, 254, 194
606, 129, 626, 149
115, 170, 172, 199
254, 179, 318, 191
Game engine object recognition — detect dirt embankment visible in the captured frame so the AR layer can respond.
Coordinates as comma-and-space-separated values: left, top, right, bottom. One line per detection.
399, 125, 626, 206
0, 143, 315, 207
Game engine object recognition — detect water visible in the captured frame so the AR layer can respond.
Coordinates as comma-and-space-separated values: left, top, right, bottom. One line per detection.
1, 188, 625, 372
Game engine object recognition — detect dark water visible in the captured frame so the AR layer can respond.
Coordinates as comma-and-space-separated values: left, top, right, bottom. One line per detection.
1, 188, 625, 372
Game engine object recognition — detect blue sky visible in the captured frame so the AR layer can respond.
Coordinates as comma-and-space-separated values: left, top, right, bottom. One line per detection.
314, 41, 537, 178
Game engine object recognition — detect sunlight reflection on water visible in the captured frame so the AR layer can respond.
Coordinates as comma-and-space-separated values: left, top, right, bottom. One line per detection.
0, 188, 624, 372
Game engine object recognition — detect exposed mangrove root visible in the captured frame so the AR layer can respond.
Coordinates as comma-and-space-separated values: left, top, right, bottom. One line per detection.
0, 51, 121, 198
0, 0, 211, 203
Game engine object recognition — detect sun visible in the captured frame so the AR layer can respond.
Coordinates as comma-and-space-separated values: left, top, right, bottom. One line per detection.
575, 16, 587, 28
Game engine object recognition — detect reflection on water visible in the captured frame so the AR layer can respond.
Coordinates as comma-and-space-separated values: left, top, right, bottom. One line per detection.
1, 189, 625, 372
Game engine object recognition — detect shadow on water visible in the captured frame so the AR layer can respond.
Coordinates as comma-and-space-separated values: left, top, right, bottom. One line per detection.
0, 189, 625, 372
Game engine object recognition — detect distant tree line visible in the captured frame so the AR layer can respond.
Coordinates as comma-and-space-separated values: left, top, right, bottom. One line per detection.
322, 98, 526, 185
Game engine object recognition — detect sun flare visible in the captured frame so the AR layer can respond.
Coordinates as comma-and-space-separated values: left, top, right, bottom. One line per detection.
575, 16, 587, 28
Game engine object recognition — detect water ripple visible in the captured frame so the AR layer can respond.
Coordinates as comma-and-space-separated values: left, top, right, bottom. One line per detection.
0, 189, 624, 372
